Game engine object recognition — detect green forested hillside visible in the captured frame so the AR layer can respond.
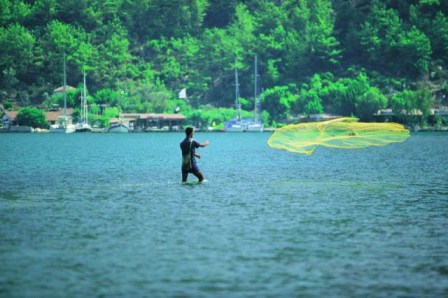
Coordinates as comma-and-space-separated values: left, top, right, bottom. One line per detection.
1, 0, 447, 127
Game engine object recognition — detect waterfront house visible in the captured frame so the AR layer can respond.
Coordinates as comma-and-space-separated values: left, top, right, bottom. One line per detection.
1, 109, 75, 128
297, 113, 342, 122
1, 111, 34, 132
1, 111, 18, 128
45, 108, 75, 126
121, 113, 186, 132
53, 85, 76, 93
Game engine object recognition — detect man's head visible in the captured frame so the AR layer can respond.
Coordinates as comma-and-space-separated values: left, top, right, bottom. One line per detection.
185, 127, 194, 137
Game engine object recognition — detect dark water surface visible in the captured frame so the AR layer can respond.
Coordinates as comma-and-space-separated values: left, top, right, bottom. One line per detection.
1, 132, 447, 297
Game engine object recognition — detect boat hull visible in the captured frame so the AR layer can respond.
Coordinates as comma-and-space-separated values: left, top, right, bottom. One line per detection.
224, 120, 264, 132
108, 124, 129, 133
225, 125, 245, 132
245, 122, 264, 132
49, 124, 76, 133
75, 123, 93, 133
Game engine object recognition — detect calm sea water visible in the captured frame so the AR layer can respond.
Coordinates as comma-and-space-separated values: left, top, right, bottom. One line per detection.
0, 132, 447, 297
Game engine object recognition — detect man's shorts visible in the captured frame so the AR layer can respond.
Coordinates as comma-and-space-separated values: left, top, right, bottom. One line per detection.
182, 163, 200, 174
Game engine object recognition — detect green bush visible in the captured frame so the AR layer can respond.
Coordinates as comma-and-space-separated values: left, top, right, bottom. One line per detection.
16, 107, 48, 128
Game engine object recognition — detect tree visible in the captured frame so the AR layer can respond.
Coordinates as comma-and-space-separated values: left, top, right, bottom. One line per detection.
3, 100, 13, 110
92, 19, 133, 89
297, 74, 325, 115
305, 0, 341, 71
409, 4, 448, 65
45, 20, 77, 55
428, 12, 448, 64
262, 85, 296, 124
254, 3, 291, 86
396, 26, 432, 77
96, 106, 120, 127
257, 0, 340, 81
355, 1, 403, 72
0, 24, 36, 78
0, 0, 31, 27
49, 89, 77, 109
203, 0, 237, 28
0, 23, 39, 101
54, 0, 104, 30
355, 87, 387, 120
390, 86, 434, 125
345, 1, 433, 79
121, 0, 208, 42
28, 0, 58, 27
147, 35, 200, 89
303, 91, 324, 115
193, 27, 239, 105
16, 107, 47, 128
45, 20, 98, 73
414, 86, 434, 118
326, 73, 371, 116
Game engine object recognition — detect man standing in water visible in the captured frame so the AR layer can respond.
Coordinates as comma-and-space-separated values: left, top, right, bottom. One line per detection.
180, 127, 210, 183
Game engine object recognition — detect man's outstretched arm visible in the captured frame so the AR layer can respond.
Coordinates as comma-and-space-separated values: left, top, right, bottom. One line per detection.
200, 140, 210, 147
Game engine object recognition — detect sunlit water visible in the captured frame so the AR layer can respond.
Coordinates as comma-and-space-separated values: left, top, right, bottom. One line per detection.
1, 132, 447, 297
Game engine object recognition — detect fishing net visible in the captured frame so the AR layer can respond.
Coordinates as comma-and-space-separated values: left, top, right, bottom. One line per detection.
267, 117, 410, 155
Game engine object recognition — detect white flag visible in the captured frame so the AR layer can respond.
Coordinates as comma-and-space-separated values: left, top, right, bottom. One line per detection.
178, 88, 187, 99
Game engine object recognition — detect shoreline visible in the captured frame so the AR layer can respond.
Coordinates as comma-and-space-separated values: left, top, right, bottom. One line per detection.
1, 128, 448, 134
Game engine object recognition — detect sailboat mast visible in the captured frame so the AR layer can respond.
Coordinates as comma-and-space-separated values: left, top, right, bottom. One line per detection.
235, 59, 241, 122
83, 71, 87, 123
254, 55, 259, 121
63, 52, 67, 118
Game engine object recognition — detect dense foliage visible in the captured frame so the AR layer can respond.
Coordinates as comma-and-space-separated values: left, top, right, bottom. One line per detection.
16, 107, 47, 128
0, 0, 447, 127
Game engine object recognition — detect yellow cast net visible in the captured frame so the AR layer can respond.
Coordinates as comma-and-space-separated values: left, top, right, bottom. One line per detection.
267, 117, 410, 155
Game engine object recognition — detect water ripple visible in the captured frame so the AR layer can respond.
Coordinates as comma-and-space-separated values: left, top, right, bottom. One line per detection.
1, 133, 447, 297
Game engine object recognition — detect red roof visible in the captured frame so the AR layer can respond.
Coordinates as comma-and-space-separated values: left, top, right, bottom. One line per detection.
45, 108, 74, 121
3, 109, 75, 122
3, 111, 19, 120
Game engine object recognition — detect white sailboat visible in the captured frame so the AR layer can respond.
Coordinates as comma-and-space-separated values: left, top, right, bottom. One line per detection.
224, 59, 245, 132
225, 56, 264, 132
245, 55, 264, 132
50, 53, 76, 133
75, 72, 92, 132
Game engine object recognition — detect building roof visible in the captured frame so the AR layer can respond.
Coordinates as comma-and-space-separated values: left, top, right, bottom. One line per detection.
45, 108, 75, 122
2, 109, 74, 122
376, 109, 395, 116
3, 111, 19, 120
297, 113, 342, 122
121, 113, 185, 121
53, 86, 76, 93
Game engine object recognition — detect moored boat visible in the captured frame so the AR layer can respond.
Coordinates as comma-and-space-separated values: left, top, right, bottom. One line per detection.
75, 122, 92, 132
50, 53, 75, 134
75, 72, 92, 133
225, 59, 245, 132
108, 123, 129, 133
50, 115, 76, 133
246, 121, 264, 132
244, 55, 264, 132
224, 56, 264, 132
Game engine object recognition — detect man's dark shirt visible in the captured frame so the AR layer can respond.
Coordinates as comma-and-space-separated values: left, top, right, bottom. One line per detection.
180, 137, 200, 166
